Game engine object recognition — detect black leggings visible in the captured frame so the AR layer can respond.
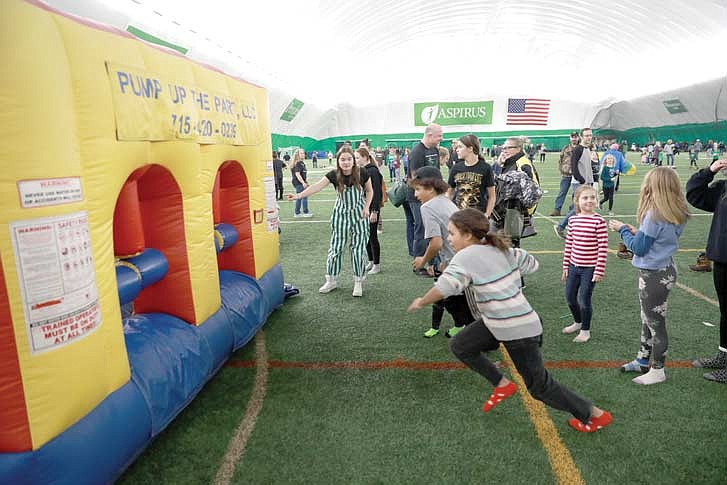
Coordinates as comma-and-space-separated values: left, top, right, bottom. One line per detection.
714, 261, 727, 349
275, 176, 284, 200
366, 220, 380, 264
599, 186, 614, 210
432, 293, 474, 329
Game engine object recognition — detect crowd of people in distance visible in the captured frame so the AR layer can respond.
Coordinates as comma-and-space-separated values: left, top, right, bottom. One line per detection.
273, 122, 727, 435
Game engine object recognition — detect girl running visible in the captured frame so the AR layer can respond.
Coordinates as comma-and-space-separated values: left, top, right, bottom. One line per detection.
561, 185, 608, 343
408, 208, 612, 432
288, 146, 373, 297
609, 167, 689, 384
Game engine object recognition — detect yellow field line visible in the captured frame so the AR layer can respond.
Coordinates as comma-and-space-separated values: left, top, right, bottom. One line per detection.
213, 331, 269, 485
499, 346, 585, 485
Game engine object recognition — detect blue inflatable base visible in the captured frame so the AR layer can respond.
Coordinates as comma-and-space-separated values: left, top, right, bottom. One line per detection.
0, 264, 285, 484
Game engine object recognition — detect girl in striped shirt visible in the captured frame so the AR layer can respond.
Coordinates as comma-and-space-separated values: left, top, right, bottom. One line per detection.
561, 185, 609, 342
407, 208, 612, 432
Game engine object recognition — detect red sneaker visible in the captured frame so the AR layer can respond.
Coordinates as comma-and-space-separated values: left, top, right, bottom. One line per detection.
482, 381, 517, 413
568, 410, 612, 433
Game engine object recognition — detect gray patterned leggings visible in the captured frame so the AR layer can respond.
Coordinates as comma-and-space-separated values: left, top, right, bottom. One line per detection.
636, 264, 677, 369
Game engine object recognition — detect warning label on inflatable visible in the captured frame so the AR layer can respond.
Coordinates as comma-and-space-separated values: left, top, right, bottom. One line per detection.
10, 212, 101, 354
264, 175, 279, 232
106, 62, 263, 146
17, 177, 84, 208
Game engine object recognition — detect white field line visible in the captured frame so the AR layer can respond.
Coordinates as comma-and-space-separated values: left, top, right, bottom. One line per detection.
213, 331, 269, 485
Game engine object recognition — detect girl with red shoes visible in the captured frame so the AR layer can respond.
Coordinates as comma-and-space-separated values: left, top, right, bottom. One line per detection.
407, 208, 612, 432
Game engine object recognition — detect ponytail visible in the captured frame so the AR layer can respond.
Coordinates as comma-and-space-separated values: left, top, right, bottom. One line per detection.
450, 208, 510, 253
479, 232, 510, 252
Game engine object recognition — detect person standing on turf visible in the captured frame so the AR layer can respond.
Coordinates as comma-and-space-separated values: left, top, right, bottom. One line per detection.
291, 149, 312, 218
410, 167, 473, 338
355, 146, 383, 276
288, 146, 373, 297
554, 128, 593, 239
610, 167, 689, 385
686, 158, 727, 383
448, 134, 496, 218
403, 124, 443, 265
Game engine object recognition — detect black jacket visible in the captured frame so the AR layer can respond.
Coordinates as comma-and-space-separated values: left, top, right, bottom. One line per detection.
686, 168, 727, 263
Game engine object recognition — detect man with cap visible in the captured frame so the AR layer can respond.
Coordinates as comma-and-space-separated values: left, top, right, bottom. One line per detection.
404, 124, 443, 268
550, 131, 580, 216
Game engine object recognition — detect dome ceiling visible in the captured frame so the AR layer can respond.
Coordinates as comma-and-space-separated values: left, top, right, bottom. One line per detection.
44, 0, 727, 107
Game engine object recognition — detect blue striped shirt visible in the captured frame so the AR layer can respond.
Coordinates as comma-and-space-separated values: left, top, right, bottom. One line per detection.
435, 245, 542, 341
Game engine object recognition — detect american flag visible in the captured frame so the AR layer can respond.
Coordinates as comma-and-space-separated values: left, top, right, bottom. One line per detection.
506, 98, 551, 126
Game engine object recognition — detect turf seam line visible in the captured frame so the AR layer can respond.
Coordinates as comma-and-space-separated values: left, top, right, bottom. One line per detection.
499, 345, 585, 485
213, 330, 269, 485
675, 282, 719, 306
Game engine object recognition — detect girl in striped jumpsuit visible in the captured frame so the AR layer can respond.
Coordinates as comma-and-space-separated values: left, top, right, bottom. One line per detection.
288, 146, 373, 296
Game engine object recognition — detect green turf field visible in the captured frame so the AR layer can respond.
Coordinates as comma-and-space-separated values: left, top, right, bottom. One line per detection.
119, 152, 726, 484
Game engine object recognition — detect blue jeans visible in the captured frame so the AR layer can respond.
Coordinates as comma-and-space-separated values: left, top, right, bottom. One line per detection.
403, 200, 426, 257
666, 153, 675, 166
565, 264, 596, 330
294, 184, 309, 215
558, 183, 580, 230
553, 176, 572, 213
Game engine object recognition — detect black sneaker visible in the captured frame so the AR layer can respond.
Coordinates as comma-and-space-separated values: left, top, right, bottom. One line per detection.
693, 351, 727, 369
703, 368, 727, 383
413, 268, 434, 278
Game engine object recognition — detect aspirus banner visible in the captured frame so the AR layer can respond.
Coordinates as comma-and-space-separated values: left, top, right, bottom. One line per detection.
414, 101, 494, 126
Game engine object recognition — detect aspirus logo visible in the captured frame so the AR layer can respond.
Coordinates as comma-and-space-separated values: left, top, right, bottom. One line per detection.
420, 105, 440, 124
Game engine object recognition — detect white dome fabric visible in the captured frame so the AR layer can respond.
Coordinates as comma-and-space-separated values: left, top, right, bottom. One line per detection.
39, 0, 727, 138
593, 77, 727, 131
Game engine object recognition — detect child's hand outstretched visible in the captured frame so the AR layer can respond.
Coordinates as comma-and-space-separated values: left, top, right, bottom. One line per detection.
407, 298, 424, 313
286, 193, 297, 201
609, 219, 635, 233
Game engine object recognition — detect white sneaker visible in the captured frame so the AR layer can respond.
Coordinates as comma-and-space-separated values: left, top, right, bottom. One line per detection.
302, 213, 314, 218
352, 278, 363, 297
368, 264, 380, 275
562, 322, 582, 334
573, 330, 590, 342
365, 261, 374, 272
294, 214, 302, 218
319, 276, 338, 293
632, 367, 666, 385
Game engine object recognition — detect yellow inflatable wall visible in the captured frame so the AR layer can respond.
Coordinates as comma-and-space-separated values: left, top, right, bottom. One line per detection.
0, 0, 278, 452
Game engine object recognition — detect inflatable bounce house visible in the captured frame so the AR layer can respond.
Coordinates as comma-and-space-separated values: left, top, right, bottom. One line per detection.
0, 1, 284, 482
